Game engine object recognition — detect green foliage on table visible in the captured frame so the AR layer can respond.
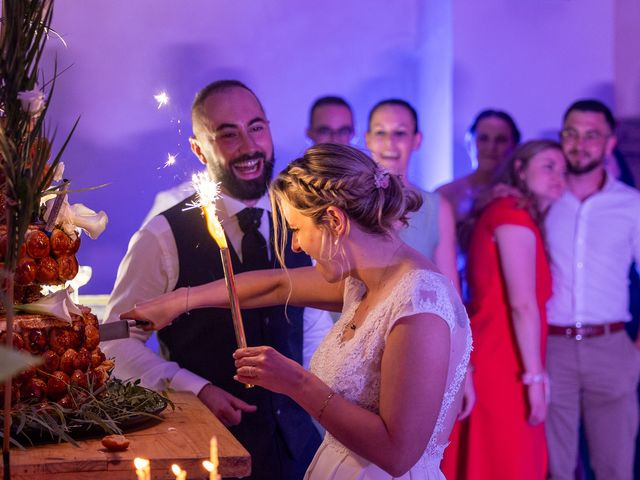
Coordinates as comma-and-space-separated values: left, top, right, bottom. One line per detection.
0, 378, 173, 448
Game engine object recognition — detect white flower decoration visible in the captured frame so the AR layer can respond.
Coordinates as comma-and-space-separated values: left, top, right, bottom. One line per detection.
17, 88, 46, 115
45, 197, 109, 240
15, 288, 82, 324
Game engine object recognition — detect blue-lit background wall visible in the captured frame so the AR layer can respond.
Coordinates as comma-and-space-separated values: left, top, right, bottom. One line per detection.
42, 0, 638, 295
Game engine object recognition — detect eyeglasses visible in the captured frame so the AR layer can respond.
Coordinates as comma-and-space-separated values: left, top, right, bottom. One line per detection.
312, 126, 354, 139
560, 128, 610, 144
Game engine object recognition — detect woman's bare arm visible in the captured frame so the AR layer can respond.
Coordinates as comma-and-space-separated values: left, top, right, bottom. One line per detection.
121, 266, 344, 330
495, 224, 547, 425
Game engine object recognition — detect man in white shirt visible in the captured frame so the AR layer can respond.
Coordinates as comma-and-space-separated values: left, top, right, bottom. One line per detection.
102, 80, 330, 479
545, 99, 640, 480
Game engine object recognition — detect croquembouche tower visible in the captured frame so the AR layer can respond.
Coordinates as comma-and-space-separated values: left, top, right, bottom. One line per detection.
0, 1, 108, 476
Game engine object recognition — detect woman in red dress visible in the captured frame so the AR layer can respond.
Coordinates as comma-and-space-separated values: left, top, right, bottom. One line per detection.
444, 140, 566, 479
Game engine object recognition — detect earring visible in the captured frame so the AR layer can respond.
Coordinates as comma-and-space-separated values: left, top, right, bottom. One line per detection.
333, 237, 339, 246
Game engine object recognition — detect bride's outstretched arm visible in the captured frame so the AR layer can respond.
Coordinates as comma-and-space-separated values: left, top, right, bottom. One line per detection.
120, 266, 344, 330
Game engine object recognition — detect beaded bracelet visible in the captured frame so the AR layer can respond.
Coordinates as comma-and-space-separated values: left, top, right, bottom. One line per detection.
318, 390, 336, 421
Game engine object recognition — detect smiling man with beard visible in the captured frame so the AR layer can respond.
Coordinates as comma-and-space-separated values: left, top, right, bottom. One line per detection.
544, 99, 640, 480
102, 80, 327, 480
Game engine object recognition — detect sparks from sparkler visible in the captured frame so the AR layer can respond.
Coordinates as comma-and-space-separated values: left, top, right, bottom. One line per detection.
154, 90, 170, 109
163, 153, 177, 168
188, 171, 227, 248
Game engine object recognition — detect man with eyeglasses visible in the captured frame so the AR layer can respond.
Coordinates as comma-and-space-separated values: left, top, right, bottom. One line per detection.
306, 96, 355, 145
545, 99, 640, 480
102, 80, 326, 479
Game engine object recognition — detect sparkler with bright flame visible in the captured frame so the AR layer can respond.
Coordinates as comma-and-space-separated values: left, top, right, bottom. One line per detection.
190, 172, 250, 360
191, 171, 227, 248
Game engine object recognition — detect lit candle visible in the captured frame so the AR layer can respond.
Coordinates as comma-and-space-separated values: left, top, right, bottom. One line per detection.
133, 457, 150, 480
191, 172, 250, 355
202, 460, 221, 480
171, 463, 187, 480
210, 436, 219, 475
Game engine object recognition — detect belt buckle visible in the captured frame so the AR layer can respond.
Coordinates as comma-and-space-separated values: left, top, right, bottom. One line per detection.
574, 322, 584, 341
566, 325, 584, 340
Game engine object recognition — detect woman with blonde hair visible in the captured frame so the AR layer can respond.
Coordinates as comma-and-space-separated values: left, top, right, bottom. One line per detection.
124, 144, 471, 479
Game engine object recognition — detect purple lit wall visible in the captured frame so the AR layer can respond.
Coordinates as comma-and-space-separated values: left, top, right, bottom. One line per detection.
42, 1, 640, 295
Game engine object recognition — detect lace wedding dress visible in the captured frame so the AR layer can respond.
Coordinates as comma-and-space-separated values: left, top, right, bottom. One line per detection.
305, 270, 472, 480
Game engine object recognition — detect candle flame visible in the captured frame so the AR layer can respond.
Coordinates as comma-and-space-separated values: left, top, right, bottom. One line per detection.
191, 171, 227, 248
134, 457, 150, 469
202, 460, 214, 472
154, 91, 170, 109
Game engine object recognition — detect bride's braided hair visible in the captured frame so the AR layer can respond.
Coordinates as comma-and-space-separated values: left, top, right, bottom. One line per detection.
270, 143, 421, 263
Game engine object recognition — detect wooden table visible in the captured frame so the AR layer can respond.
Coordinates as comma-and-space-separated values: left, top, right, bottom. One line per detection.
1, 392, 251, 479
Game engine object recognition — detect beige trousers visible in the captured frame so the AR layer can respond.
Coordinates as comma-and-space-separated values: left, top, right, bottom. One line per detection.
546, 331, 640, 480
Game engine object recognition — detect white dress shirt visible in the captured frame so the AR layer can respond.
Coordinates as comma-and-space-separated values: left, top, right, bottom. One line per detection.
101, 193, 333, 394
545, 174, 640, 327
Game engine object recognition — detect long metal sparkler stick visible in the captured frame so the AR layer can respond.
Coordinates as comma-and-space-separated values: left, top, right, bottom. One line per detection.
206, 216, 253, 389
219, 248, 247, 350
191, 171, 252, 388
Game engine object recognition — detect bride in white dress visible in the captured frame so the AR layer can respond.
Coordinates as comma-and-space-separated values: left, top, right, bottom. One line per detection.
124, 144, 472, 479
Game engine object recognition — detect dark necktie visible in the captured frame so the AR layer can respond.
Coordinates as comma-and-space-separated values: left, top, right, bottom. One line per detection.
236, 207, 270, 270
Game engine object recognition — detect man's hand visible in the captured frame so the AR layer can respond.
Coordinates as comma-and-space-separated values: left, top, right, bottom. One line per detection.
197, 383, 257, 427
492, 182, 522, 200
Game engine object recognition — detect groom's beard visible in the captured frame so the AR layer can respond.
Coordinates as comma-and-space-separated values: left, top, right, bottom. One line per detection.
209, 151, 275, 200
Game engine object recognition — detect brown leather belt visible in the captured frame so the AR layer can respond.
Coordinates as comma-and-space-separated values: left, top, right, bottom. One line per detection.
548, 322, 626, 340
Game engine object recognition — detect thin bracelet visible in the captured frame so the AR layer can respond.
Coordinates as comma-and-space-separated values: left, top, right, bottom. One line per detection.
317, 390, 336, 422
185, 286, 191, 316
521, 372, 547, 385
